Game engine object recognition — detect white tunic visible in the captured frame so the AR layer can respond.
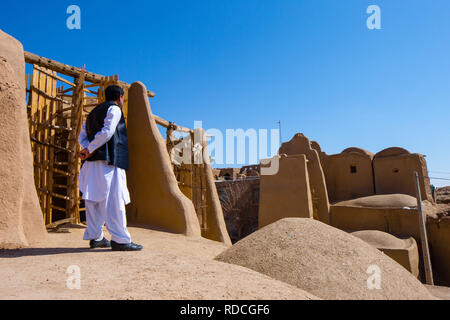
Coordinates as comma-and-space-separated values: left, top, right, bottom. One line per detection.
78, 105, 130, 205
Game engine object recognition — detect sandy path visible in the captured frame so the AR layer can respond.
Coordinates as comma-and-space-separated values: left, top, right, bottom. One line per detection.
0, 224, 317, 300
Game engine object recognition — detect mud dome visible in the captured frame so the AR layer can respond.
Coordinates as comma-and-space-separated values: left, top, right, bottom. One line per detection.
216, 218, 435, 300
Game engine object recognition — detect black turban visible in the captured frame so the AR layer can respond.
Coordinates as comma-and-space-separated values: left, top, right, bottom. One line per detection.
105, 85, 124, 101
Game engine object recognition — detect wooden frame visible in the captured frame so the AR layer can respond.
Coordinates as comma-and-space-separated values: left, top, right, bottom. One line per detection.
25, 52, 209, 231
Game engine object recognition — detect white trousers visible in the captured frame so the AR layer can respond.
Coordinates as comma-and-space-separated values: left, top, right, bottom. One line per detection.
83, 197, 131, 244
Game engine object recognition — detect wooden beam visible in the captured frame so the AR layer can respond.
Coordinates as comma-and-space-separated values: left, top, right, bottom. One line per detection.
153, 114, 193, 133
24, 51, 156, 98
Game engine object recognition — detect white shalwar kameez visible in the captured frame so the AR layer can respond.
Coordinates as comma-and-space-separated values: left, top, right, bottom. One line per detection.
78, 104, 131, 244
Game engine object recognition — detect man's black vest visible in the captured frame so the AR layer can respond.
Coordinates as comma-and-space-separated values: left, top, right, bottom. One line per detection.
85, 101, 129, 170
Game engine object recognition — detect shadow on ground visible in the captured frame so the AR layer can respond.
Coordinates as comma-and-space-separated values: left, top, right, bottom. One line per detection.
0, 247, 110, 258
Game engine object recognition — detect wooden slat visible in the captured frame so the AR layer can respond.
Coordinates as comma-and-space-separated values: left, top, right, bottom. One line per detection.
47, 70, 58, 223
51, 204, 68, 212
30, 85, 72, 104
59, 105, 78, 113
29, 110, 70, 132
66, 68, 86, 224
60, 87, 74, 94
46, 217, 76, 229
25, 74, 30, 106
84, 83, 101, 89
34, 65, 76, 86
38, 188, 73, 201
44, 70, 53, 224
34, 65, 99, 95
33, 161, 72, 176
30, 68, 40, 191
29, 120, 73, 132
83, 103, 99, 108
30, 137, 74, 153
53, 184, 68, 189
54, 161, 69, 166
38, 69, 47, 222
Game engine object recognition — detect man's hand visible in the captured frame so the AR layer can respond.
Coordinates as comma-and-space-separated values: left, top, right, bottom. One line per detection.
78, 148, 91, 161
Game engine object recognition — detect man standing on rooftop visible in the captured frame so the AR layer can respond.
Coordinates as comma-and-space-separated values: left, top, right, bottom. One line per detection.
78, 85, 143, 251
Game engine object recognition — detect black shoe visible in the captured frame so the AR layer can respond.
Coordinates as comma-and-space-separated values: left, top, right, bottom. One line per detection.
89, 237, 111, 249
111, 240, 143, 251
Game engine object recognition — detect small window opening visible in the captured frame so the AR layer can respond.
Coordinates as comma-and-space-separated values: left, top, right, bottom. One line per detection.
350, 165, 357, 174
393, 168, 399, 173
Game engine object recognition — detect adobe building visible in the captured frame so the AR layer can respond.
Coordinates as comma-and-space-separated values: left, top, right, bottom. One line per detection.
316, 145, 432, 204
351, 230, 420, 278
239, 165, 260, 178
322, 148, 375, 202
213, 168, 241, 181
373, 147, 432, 202
255, 132, 450, 285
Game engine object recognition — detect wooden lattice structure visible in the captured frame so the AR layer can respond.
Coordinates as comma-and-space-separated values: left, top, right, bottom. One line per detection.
26, 65, 117, 226
25, 52, 210, 231
166, 128, 209, 230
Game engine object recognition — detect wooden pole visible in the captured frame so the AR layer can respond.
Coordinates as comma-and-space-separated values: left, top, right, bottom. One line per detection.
45, 69, 57, 224
414, 171, 434, 285
38, 69, 47, 222
66, 68, 86, 223
153, 114, 193, 133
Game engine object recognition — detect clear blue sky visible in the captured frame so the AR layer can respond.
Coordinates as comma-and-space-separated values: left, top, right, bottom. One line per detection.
1, 0, 449, 185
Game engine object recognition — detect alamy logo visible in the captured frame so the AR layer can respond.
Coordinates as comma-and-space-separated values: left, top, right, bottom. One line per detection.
66, 265, 81, 290
366, 264, 381, 290
66, 5, 81, 30
366, 5, 381, 30
169, 121, 281, 175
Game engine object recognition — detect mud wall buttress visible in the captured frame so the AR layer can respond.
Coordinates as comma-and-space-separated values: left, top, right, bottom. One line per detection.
258, 154, 313, 229
0, 29, 47, 248
196, 128, 232, 245
126, 81, 201, 237
279, 134, 330, 224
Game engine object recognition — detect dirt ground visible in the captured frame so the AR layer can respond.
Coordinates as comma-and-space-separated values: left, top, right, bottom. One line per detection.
1, 222, 447, 300
0, 224, 317, 300
425, 285, 450, 300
